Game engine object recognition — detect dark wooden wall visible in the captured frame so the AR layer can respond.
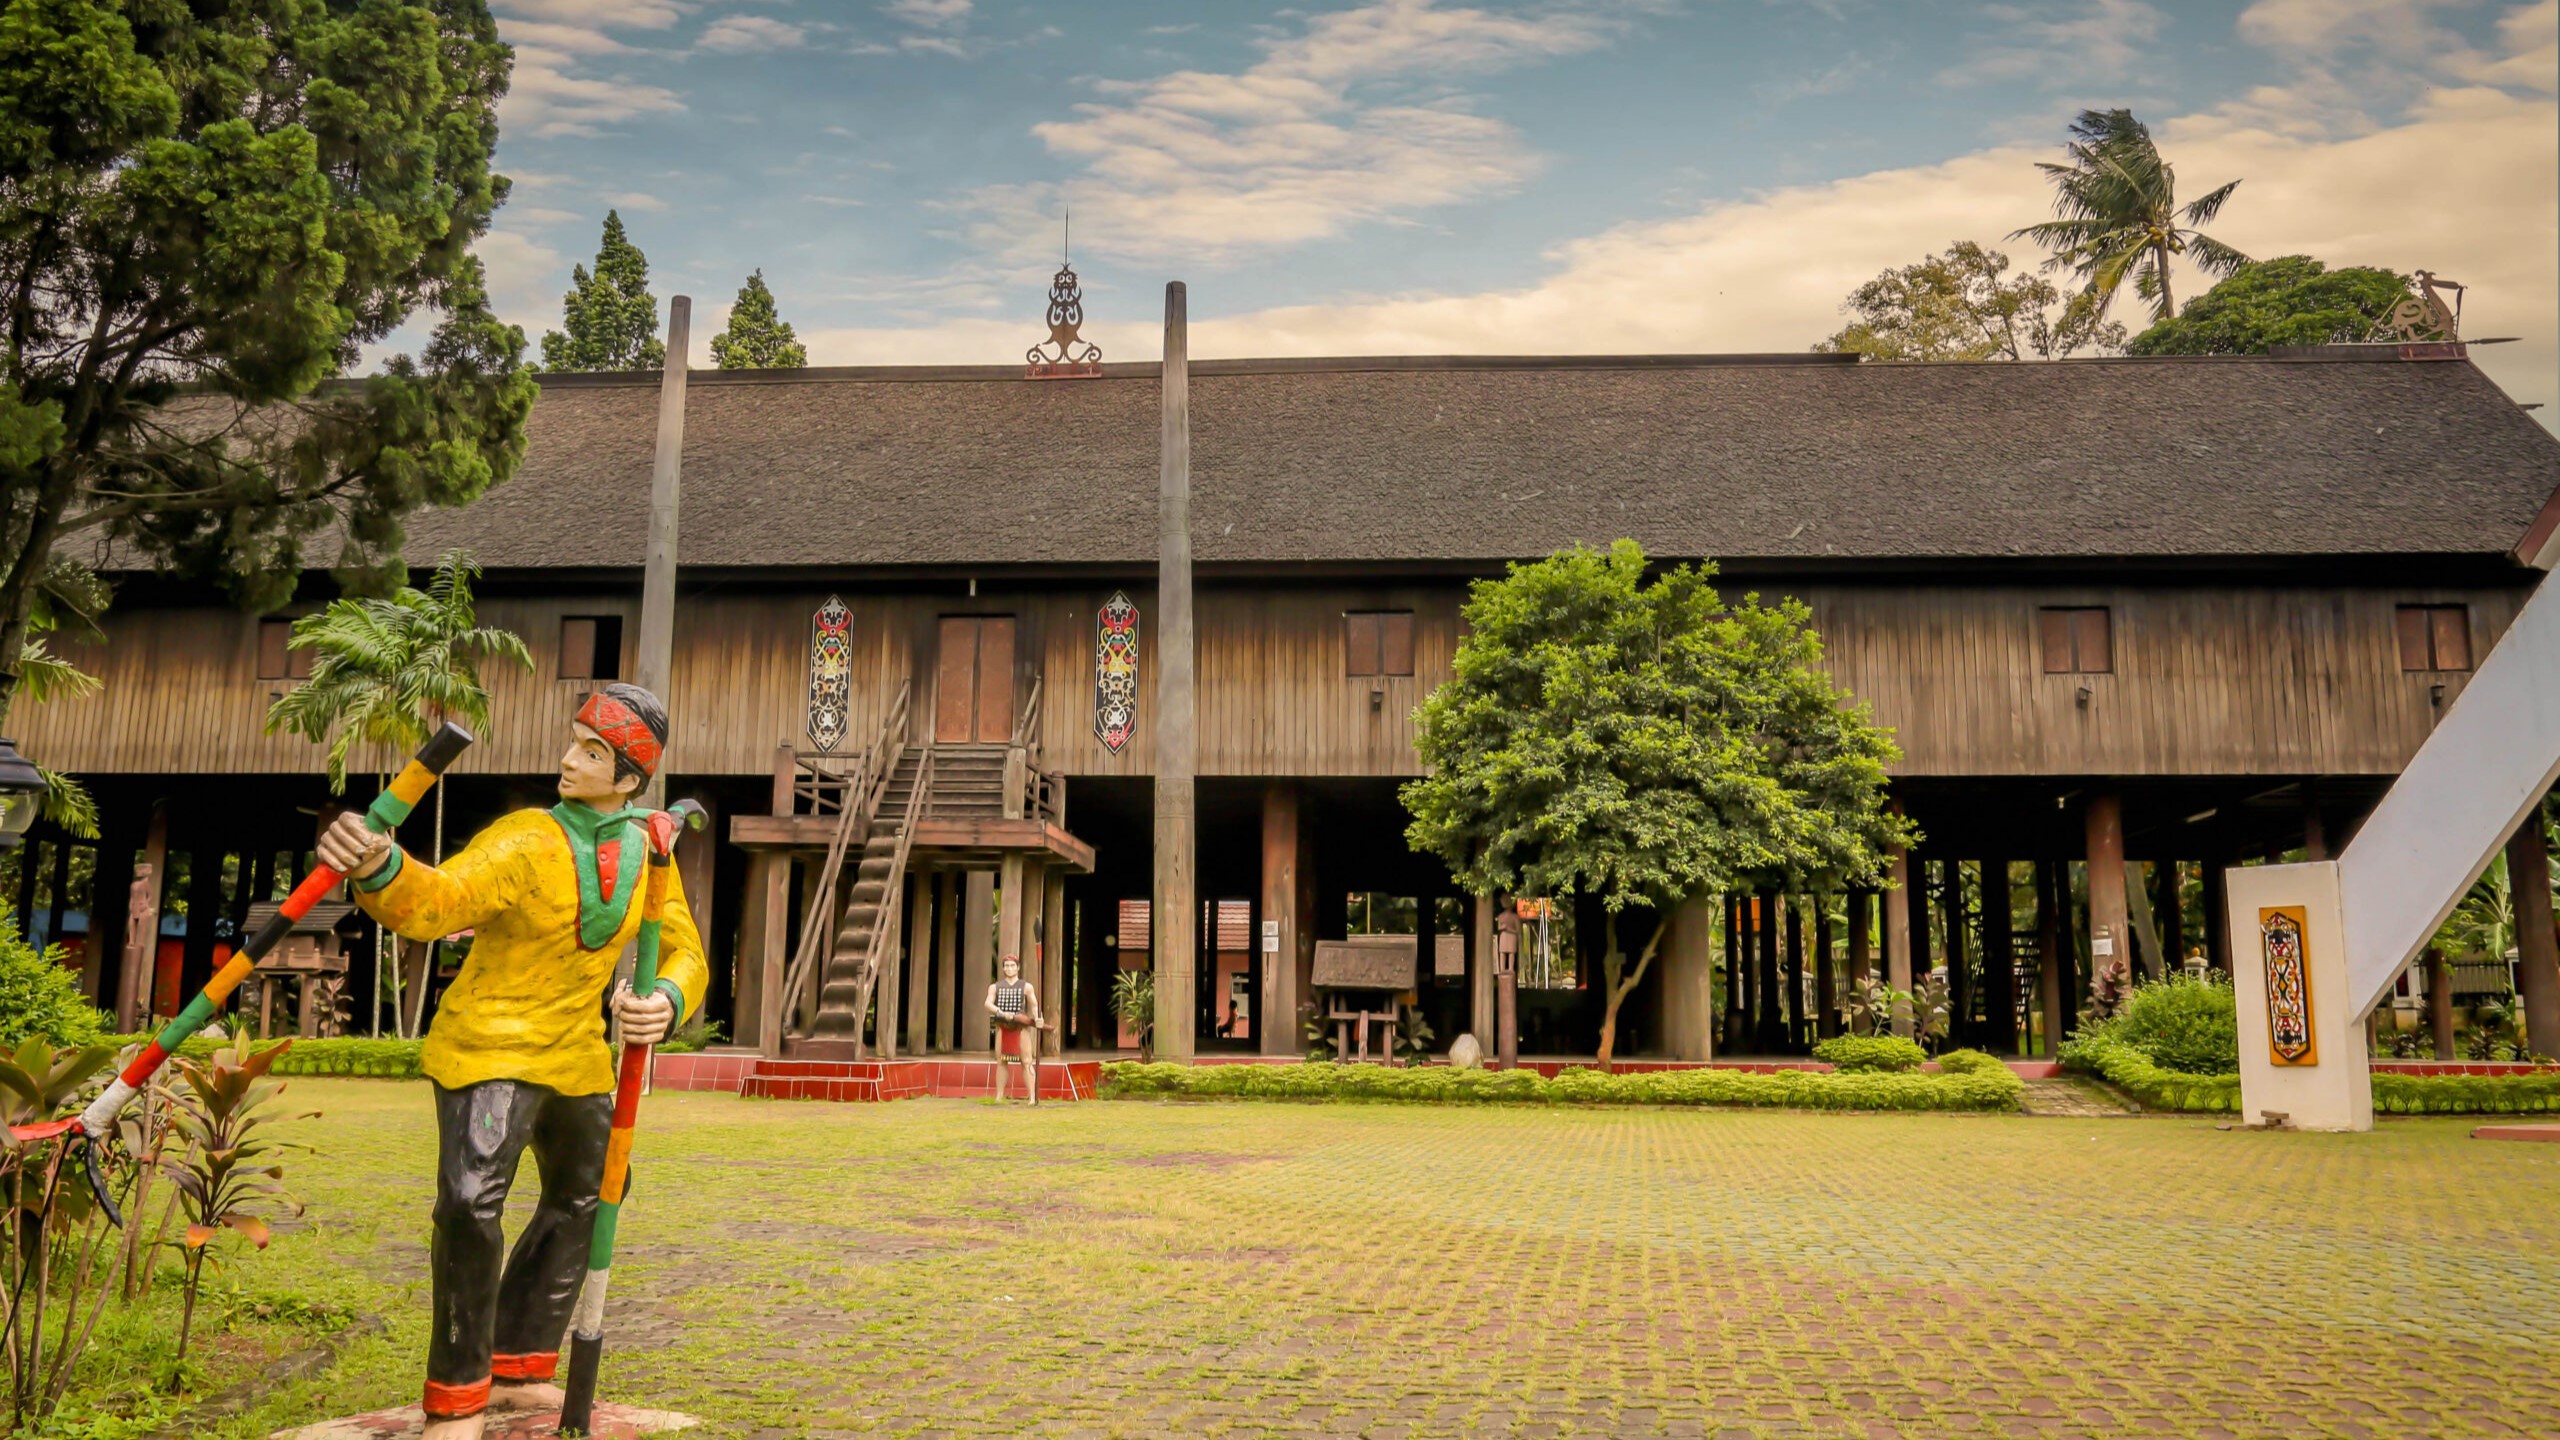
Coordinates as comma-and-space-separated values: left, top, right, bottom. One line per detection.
29, 577, 2528, 781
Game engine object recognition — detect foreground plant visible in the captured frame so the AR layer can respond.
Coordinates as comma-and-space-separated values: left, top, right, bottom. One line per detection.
0, 1037, 126, 1427
157, 1045, 312, 1370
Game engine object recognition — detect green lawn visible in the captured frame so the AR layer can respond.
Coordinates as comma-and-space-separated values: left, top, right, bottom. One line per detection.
47, 1082, 2560, 1439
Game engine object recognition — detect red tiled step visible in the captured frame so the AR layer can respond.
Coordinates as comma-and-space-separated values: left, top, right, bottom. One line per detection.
2472, 1123, 2560, 1143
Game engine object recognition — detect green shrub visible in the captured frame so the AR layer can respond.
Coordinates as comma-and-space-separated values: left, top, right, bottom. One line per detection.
2081, 973, 2238, 1075
2372, 1067, 2560, 1115
2061, 1035, 2241, 1112
0, 903, 108, 1047
1933, 1048, 2004, 1076
1811, 1034, 1926, 1073
104, 1033, 426, 1079
1100, 1060, 2023, 1112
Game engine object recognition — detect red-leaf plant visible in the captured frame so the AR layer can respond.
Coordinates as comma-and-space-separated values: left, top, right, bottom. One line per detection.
157, 1043, 314, 1371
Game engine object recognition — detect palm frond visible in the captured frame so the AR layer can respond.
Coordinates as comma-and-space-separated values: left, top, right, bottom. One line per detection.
37, 766, 98, 840
15, 639, 101, 706
2184, 231, 2252, 277
2180, 179, 2242, 227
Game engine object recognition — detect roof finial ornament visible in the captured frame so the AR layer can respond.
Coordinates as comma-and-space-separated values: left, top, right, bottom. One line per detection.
2370, 270, 2464, 343
1026, 208, 1103, 379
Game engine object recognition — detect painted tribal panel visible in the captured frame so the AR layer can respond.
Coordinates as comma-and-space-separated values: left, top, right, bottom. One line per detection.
2260, 905, 2317, 1066
1095, 590, 1139, 754
807, 595, 853, 752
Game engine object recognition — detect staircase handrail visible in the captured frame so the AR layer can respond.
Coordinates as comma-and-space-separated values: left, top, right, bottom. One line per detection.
849, 744, 933, 1060
778, 680, 912, 1033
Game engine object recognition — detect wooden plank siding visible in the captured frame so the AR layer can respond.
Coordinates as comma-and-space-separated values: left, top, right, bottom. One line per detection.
23, 580, 2527, 781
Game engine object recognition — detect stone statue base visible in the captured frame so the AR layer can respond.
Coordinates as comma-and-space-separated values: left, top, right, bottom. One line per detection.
274, 1404, 698, 1438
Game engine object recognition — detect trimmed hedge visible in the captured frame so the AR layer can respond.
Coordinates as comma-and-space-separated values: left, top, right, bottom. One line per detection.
1810, 1034, 1926, 1073
104, 1034, 426, 1079
2062, 1035, 2560, 1115
1101, 1060, 2025, 1112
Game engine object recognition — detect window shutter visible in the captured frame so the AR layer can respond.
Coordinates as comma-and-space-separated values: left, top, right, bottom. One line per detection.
2395, 607, 2431, 671
2429, 606, 2472, 672
257, 620, 292, 681
560, 617, 598, 681
2038, 610, 2072, 674
1345, 612, 1381, 676
1381, 611, 1415, 676
2073, 608, 2113, 674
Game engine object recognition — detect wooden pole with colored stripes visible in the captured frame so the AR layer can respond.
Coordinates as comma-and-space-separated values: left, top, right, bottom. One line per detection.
12, 725, 475, 1218
558, 799, 703, 1437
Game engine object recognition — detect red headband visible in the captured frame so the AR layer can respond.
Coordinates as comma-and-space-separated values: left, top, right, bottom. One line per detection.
576, 691, 663, 779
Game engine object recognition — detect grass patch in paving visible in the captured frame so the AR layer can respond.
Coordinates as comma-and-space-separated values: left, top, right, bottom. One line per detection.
43, 1081, 2560, 1439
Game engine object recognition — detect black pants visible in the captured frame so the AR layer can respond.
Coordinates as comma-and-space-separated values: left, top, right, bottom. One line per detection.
427, 1080, 611, 1413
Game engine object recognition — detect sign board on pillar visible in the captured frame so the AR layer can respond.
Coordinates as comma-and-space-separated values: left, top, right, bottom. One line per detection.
1261, 919, 1279, 953
2259, 906, 2318, 1066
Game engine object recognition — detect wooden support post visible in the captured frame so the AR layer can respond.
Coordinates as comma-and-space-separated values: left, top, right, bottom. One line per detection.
1940, 860, 1967, 1046
1722, 894, 1744, 1050
1261, 783, 1303, 1056
633, 295, 690, 810
1470, 894, 1496, 1056
43, 838, 71, 961
1153, 280, 1198, 1062
904, 868, 934, 1056
2156, 859, 2187, 972
1782, 894, 1806, 1051
2507, 812, 2560, 1062
963, 870, 996, 1051
876, 870, 906, 1061
997, 852, 1029, 978
2085, 793, 2128, 985
1750, 891, 1777, 1052
2037, 859, 2067, 1056
1982, 859, 2015, 1054
1885, 845, 1913, 1038
1041, 863, 1066, 1055
2302, 798, 2327, 862
1845, 889, 1873, 1019
1814, 897, 1837, 1040
2424, 946, 2455, 1060
2201, 853, 2232, 975
1661, 895, 1717, 1061
87, 804, 138, 1006
935, 870, 960, 1052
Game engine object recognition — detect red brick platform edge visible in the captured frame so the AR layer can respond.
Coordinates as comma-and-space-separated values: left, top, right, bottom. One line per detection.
2471, 1123, 2560, 1143
653, 1053, 1099, 1102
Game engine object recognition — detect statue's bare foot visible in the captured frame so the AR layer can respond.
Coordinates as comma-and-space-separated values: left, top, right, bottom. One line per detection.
491, 1379, 566, 1411
421, 1415, 486, 1440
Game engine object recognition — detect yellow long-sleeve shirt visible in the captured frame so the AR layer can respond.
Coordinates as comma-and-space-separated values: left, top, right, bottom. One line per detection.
351, 808, 710, 1096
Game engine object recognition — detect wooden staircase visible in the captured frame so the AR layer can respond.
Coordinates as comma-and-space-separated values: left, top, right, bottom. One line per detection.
804, 745, 1009, 1039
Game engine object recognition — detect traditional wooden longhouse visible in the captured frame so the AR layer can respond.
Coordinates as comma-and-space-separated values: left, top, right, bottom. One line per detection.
28, 341, 2560, 1063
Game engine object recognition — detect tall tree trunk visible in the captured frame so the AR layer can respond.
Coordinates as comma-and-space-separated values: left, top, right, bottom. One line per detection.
2155, 240, 2176, 320
1594, 914, 1669, 1071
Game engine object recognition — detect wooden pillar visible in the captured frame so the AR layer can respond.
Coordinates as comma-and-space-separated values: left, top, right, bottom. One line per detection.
2424, 947, 2456, 1060
1884, 844, 1913, 1037
2201, 853, 2232, 975
2302, 798, 2327, 862
1846, 888, 1873, 987
1981, 859, 2015, 1054
43, 839, 72, 960
633, 294, 689, 811
934, 870, 961, 1052
1260, 783, 1303, 1055
1782, 895, 1806, 1050
1041, 863, 1066, 1054
1939, 860, 1967, 1046
875, 869, 905, 1061
1152, 281, 1198, 1062
12, 840, 38, 941
2507, 812, 2560, 1062
997, 851, 1029, 976
1469, 894, 1496, 1056
1661, 895, 1717, 1061
2085, 793, 2127, 984
178, 849, 225, 1017
2156, 859, 2187, 971
1814, 897, 1837, 1040
2037, 859, 2067, 1056
86, 803, 138, 1006
962, 870, 995, 1051
903, 867, 934, 1055
1751, 891, 1779, 1052
1722, 894, 1744, 1050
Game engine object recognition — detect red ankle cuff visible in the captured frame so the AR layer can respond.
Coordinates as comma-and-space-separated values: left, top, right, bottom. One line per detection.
423, 1377, 491, 1418
493, 1351, 559, 1381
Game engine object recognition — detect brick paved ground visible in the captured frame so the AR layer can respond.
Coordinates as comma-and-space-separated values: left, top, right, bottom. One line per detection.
237, 1082, 2560, 1440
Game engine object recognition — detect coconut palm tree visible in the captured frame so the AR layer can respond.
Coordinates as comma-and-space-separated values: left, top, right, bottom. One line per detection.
264, 550, 530, 1035
2011, 108, 2249, 323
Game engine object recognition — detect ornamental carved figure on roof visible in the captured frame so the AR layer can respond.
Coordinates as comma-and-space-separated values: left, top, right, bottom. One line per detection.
1026, 262, 1103, 379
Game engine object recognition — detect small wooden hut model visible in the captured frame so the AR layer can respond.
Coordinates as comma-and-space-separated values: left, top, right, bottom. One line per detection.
239, 899, 360, 1039
1311, 935, 1418, 1062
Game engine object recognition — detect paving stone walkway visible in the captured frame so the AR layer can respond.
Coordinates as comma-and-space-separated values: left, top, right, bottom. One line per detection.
2016, 1076, 2141, 1117
268, 1082, 2560, 1440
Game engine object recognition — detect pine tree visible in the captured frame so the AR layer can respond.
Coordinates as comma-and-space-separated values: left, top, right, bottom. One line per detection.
541, 211, 665, 371
710, 270, 810, 369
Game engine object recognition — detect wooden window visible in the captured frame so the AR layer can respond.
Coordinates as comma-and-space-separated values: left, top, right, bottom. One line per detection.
2397, 604, 2472, 672
560, 615, 623, 681
2038, 607, 2112, 674
1346, 610, 1415, 677
256, 619, 315, 681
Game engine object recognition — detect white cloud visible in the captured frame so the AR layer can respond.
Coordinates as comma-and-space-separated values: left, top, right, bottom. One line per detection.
609, 191, 669, 213
699, 15, 807, 53
493, 5, 685, 137
2238, 0, 2466, 55
799, 82, 2557, 427
475, 228, 571, 340
884, 0, 971, 27
960, 0, 1624, 264
1939, 0, 2169, 87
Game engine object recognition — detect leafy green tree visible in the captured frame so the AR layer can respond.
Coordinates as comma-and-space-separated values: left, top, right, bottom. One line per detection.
541, 212, 665, 371
710, 270, 809, 369
1403, 541, 1916, 1065
0, 0, 530, 733
265, 550, 530, 1035
2126, 256, 2414, 355
1818, 241, 2126, 361
2012, 108, 2248, 323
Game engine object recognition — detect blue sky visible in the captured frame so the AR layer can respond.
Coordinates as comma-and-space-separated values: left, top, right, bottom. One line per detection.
460, 0, 2558, 418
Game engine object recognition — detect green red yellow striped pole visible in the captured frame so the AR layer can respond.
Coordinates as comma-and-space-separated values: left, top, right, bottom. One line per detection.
14, 725, 475, 1219
558, 798, 702, 1437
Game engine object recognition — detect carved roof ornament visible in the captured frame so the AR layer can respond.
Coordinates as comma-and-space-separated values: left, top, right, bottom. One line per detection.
2369, 270, 2465, 344
1026, 210, 1103, 379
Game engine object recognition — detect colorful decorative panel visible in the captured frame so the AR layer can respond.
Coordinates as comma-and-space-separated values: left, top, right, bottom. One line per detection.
807, 595, 852, 752
1094, 590, 1139, 754
2260, 905, 2318, 1066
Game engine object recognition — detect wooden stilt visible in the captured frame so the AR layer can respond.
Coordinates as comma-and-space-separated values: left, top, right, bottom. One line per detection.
1722, 894, 1744, 1051
2508, 813, 2560, 1062
1153, 281, 1199, 1062
963, 870, 995, 1052
2425, 946, 2455, 1060
1940, 860, 1968, 1047
1814, 896, 1837, 1040
2156, 859, 2187, 972
2202, 851, 2231, 975
1982, 859, 2016, 1054
1261, 784, 1303, 1055
2037, 860, 2066, 1055
934, 870, 960, 1052
632, 295, 690, 812
1846, 888, 1872, 989
1040, 863, 1065, 1053
1885, 845, 1914, 1038
904, 868, 934, 1055
1783, 894, 1806, 1051
2085, 793, 2128, 983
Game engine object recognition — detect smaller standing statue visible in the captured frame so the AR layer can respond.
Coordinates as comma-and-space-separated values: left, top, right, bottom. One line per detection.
983, 952, 1046, 1105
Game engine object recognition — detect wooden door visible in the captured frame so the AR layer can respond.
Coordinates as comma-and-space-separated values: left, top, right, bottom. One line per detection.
935, 616, 1017, 743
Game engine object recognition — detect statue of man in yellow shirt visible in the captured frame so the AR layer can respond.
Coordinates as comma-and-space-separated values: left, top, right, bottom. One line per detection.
318, 684, 709, 1440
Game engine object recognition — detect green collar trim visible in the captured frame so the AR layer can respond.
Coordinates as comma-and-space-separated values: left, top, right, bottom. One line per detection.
550, 802, 648, 950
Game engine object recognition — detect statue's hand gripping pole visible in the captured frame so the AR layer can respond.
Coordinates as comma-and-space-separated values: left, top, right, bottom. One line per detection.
558, 798, 704, 1437
9, 724, 475, 1223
